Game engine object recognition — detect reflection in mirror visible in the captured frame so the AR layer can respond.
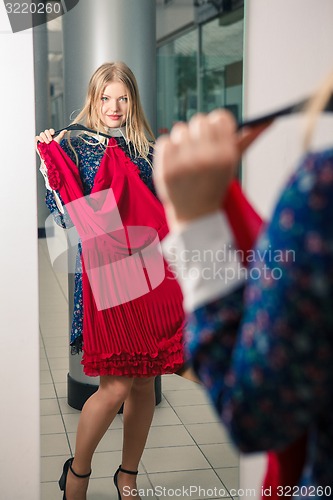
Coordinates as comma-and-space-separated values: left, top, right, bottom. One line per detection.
37, 3, 243, 498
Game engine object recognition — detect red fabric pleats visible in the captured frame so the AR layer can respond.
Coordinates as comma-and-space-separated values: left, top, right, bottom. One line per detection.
38, 138, 184, 377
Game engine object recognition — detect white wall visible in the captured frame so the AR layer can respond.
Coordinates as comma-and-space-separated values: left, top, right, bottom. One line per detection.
240, 0, 333, 495
243, 0, 333, 219
0, 6, 40, 500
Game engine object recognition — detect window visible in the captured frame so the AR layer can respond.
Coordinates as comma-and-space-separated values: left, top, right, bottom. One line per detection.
157, 29, 198, 134
157, 7, 244, 134
201, 9, 243, 119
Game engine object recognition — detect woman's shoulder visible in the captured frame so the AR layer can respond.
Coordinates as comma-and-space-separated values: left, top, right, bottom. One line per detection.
56, 134, 106, 170
300, 146, 333, 170
60, 134, 94, 150
303, 146, 333, 165
291, 146, 333, 191
272, 146, 333, 229
60, 134, 105, 159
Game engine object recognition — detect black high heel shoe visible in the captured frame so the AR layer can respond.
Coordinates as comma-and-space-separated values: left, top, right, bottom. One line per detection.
113, 465, 138, 500
59, 457, 92, 500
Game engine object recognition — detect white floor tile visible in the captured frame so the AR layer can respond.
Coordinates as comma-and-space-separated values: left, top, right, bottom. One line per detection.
39, 308, 68, 321
40, 327, 69, 338
40, 481, 62, 500
40, 383, 57, 400
109, 414, 124, 429
54, 382, 68, 398
199, 443, 239, 469
50, 368, 68, 383
41, 455, 70, 482
87, 476, 116, 500
146, 425, 195, 448
68, 428, 123, 454
39, 292, 67, 304
186, 422, 230, 445
39, 358, 49, 370
43, 336, 69, 347
40, 398, 60, 416
48, 357, 69, 370
162, 374, 199, 391
58, 397, 81, 415
62, 412, 81, 433
38, 298, 68, 310
163, 389, 211, 407
96, 429, 123, 452
41, 414, 65, 435
149, 469, 230, 500
88, 473, 156, 500
91, 450, 123, 478
45, 346, 70, 358
216, 467, 239, 493
40, 370, 53, 384
174, 405, 220, 425
156, 396, 170, 408
41, 433, 71, 457
142, 445, 210, 473
150, 407, 182, 426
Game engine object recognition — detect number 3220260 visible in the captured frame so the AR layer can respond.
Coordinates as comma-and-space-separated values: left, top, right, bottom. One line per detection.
276, 485, 332, 497
5, 2, 62, 14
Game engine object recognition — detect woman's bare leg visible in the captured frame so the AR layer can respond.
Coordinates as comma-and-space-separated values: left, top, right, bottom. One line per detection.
116, 377, 156, 499
65, 375, 133, 500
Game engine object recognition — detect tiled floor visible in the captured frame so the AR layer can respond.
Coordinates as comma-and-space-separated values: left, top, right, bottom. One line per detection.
39, 239, 239, 499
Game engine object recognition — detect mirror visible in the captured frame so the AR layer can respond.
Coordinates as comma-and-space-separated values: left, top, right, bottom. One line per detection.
38, 4, 242, 499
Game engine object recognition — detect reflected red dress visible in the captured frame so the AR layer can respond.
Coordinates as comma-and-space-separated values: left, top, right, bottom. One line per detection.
38, 138, 184, 377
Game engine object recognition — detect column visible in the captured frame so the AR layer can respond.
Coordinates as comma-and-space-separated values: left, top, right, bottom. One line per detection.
62, 0, 156, 129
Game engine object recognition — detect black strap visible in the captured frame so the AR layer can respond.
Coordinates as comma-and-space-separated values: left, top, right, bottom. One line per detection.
69, 460, 92, 479
53, 123, 112, 139
118, 466, 138, 476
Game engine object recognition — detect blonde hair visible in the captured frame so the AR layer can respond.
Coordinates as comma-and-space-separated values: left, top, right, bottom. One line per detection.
68, 61, 155, 162
304, 70, 333, 149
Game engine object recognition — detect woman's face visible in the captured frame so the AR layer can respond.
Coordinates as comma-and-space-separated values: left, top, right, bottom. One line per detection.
100, 80, 129, 128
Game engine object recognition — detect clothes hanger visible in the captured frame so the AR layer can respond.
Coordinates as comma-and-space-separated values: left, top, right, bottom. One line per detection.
53, 123, 113, 139
237, 93, 333, 130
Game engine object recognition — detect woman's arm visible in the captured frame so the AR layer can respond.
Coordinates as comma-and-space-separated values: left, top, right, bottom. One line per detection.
185, 153, 333, 452
37, 129, 76, 228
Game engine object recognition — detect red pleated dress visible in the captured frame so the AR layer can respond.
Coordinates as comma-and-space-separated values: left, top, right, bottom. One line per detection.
38, 138, 185, 377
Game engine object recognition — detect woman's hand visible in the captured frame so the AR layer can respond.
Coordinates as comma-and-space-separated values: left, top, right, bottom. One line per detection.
153, 110, 269, 231
35, 128, 67, 155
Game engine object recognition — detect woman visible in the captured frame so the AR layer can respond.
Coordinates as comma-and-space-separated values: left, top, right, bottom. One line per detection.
153, 72, 333, 497
36, 61, 184, 500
